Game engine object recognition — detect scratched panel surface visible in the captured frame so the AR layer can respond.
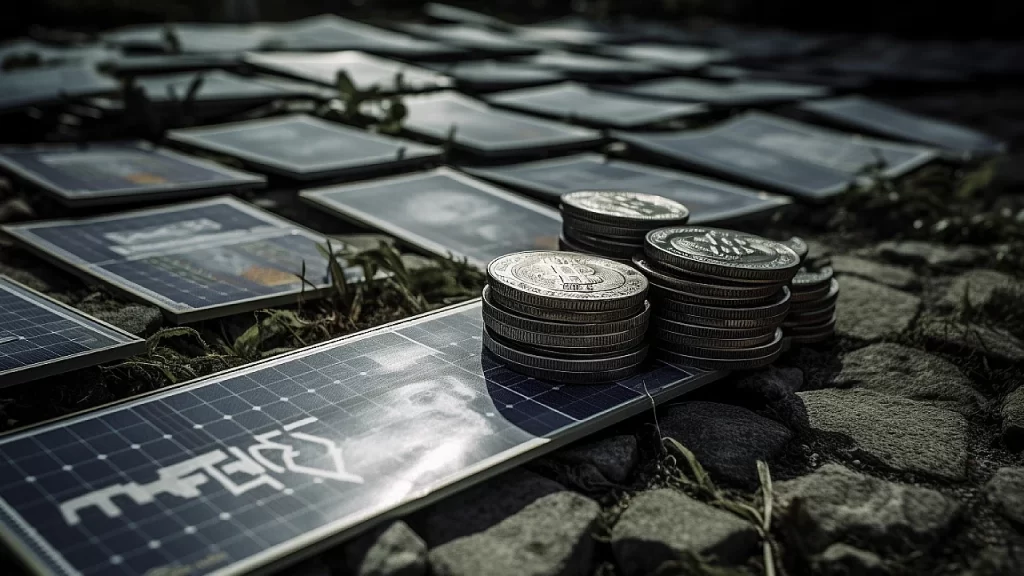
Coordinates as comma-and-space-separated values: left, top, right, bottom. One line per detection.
0, 300, 721, 576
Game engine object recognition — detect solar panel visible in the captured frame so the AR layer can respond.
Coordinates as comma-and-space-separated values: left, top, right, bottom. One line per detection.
615, 112, 939, 201
422, 60, 566, 92
486, 82, 707, 129
243, 51, 454, 94
424, 2, 514, 30
267, 15, 466, 60
397, 23, 540, 57
518, 51, 667, 82
104, 53, 243, 77
300, 168, 561, 269
401, 91, 603, 158
461, 153, 791, 222
607, 77, 830, 107
0, 276, 145, 389
797, 95, 1006, 158
1, 197, 359, 324
0, 299, 723, 576
596, 43, 733, 72
0, 65, 119, 114
166, 115, 443, 181
101, 23, 277, 54
0, 141, 265, 208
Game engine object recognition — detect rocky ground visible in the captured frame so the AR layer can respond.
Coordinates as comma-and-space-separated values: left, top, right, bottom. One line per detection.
1, 87, 1023, 576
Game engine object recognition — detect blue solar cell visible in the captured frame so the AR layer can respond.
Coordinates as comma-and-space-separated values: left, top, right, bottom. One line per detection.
0, 300, 721, 576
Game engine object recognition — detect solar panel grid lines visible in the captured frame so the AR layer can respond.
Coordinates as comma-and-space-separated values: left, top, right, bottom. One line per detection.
0, 141, 266, 208
0, 300, 723, 576
0, 196, 357, 324
299, 167, 562, 269
0, 276, 145, 389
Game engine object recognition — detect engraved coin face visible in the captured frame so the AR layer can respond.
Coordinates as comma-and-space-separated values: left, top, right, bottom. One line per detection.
487, 251, 647, 310
645, 227, 800, 282
561, 191, 689, 227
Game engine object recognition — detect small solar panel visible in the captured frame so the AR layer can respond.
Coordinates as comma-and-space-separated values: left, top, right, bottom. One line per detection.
423, 60, 566, 92
243, 51, 453, 93
0, 276, 144, 389
486, 82, 707, 129
424, 2, 514, 30
166, 115, 443, 181
798, 95, 1006, 158
397, 23, 540, 57
462, 153, 791, 222
615, 112, 938, 201
608, 77, 830, 107
102, 23, 277, 54
0, 141, 265, 208
267, 15, 465, 60
518, 51, 667, 82
301, 168, 561, 268
0, 299, 723, 576
1, 197, 359, 323
0, 65, 119, 114
513, 17, 642, 49
596, 43, 733, 72
401, 91, 603, 157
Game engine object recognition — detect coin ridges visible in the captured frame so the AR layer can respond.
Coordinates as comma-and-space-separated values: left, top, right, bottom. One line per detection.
651, 287, 791, 321
657, 346, 783, 371
482, 348, 645, 384
790, 279, 840, 311
791, 266, 834, 288
482, 288, 650, 335
653, 327, 779, 349
486, 286, 644, 323
563, 228, 642, 258
656, 307, 790, 329
483, 312, 649, 349
483, 328, 649, 372
487, 251, 648, 312
658, 329, 784, 360
632, 256, 782, 300
561, 190, 690, 228
562, 213, 651, 240
645, 227, 801, 284
653, 316, 779, 339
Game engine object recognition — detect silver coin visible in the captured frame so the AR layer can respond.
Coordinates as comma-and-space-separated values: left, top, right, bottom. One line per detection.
791, 265, 834, 289
651, 287, 791, 321
482, 287, 651, 336
657, 345, 782, 371
784, 236, 809, 262
487, 250, 648, 312
483, 308, 649, 349
645, 227, 801, 284
653, 315, 778, 340
658, 329, 784, 360
563, 227, 643, 258
562, 213, 650, 240
653, 326, 779, 349
656, 307, 789, 330
485, 286, 645, 323
561, 190, 689, 228
789, 279, 840, 312
483, 328, 649, 372
632, 256, 783, 300
482, 348, 645, 384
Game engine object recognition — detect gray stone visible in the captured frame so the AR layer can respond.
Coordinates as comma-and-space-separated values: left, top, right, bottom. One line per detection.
833, 343, 982, 414
831, 255, 918, 290
550, 435, 638, 487
941, 269, 1021, 311
727, 366, 809, 432
410, 469, 566, 547
835, 277, 920, 341
660, 402, 794, 488
429, 492, 600, 576
343, 521, 427, 576
875, 240, 987, 268
986, 467, 1024, 529
1003, 387, 1024, 451
612, 488, 758, 576
775, 464, 960, 555
812, 543, 886, 576
799, 388, 968, 480
918, 317, 1024, 363
79, 302, 164, 336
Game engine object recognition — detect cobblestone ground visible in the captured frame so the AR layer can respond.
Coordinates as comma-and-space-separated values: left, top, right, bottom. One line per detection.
1, 87, 1022, 576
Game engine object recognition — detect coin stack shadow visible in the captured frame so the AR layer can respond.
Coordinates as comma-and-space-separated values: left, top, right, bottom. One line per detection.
559, 191, 690, 264
481, 251, 652, 384
635, 227, 802, 371
784, 264, 839, 344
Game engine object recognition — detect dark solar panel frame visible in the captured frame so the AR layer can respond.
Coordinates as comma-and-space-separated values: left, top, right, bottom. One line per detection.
0, 276, 145, 389
1, 197, 349, 324
0, 141, 266, 208
300, 167, 561, 269
0, 299, 723, 576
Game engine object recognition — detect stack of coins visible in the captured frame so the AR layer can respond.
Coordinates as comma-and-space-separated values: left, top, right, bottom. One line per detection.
784, 265, 839, 344
481, 250, 651, 383
559, 191, 690, 263
636, 227, 802, 370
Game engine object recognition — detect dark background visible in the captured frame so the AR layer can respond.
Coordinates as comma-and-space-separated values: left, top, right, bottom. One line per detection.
2, 0, 1023, 40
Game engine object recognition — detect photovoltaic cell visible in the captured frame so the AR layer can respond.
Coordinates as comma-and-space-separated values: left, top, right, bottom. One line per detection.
461, 153, 790, 223
0, 141, 265, 208
243, 51, 454, 93
0, 300, 723, 576
300, 167, 561, 268
1, 197, 359, 323
0, 276, 144, 389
